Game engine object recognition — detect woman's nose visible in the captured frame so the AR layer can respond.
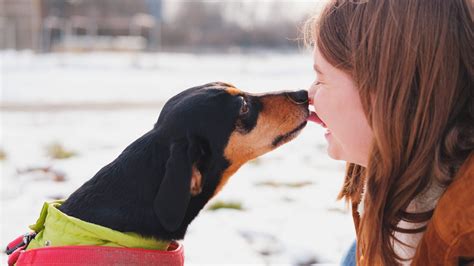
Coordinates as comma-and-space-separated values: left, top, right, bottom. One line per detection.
308, 86, 317, 105
286, 90, 308, 104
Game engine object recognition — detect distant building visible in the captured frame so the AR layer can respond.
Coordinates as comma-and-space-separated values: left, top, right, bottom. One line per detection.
0, 0, 39, 50
0, 0, 162, 52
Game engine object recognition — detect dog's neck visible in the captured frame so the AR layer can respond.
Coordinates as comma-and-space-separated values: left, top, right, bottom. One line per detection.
59, 131, 227, 242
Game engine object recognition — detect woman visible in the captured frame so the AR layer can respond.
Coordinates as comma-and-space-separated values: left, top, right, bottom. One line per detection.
305, 0, 473, 265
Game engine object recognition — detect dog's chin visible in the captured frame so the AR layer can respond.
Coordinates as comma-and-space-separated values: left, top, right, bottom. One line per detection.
271, 120, 307, 148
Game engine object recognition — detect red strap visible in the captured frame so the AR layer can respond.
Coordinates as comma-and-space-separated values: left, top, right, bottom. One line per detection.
6, 235, 25, 252
8, 245, 26, 266
7, 233, 36, 266
10, 242, 184, 266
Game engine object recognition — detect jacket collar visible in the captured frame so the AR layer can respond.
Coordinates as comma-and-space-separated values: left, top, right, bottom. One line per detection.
26, 201, 170, 251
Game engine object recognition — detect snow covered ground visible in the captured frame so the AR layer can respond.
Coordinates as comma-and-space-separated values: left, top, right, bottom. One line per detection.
1, 51, 355, 265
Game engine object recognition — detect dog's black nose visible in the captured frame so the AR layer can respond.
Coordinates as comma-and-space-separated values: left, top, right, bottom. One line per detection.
286, 90, 308, 104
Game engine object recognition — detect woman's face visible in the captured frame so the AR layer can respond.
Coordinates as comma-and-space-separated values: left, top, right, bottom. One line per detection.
308, 46, 373, 167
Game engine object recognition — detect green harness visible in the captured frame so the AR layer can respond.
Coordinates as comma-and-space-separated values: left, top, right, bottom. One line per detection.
26, 201, 170, 251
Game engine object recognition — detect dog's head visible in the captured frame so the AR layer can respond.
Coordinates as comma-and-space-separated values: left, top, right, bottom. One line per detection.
153, 82, 308, 232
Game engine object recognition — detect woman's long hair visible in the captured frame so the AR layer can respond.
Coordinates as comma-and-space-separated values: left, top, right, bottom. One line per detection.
304, 0, 473, 264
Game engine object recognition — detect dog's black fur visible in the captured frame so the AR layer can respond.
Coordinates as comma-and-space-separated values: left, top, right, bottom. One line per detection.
59, 82, 308, 242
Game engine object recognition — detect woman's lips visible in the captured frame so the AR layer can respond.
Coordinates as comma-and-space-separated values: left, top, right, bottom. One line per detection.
307, 111, 327, 128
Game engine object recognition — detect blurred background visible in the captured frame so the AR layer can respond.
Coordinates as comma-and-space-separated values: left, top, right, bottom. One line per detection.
1, 0, 354, 265
1, 0, 314, 52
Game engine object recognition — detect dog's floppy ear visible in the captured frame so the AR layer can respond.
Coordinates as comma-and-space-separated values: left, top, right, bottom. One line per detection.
153, 137, 201, 232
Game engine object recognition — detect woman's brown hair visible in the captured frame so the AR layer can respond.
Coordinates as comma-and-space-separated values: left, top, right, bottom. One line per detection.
304, 0, 473, 264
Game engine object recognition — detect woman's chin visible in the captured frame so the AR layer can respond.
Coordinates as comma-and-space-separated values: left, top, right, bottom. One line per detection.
324, 131, 352, 162
327, 146, 343, 160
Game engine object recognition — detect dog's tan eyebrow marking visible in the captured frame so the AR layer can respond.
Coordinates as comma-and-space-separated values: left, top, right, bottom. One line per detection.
226, 87, 242, 96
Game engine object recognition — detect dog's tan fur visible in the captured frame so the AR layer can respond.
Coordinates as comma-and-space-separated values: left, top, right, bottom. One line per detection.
213, 92, 308, 196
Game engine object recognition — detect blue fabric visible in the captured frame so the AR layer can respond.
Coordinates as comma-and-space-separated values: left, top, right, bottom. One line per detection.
341, 241, 356, 266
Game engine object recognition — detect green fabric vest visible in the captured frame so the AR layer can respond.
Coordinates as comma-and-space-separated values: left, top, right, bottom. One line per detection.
26, 201, 170, 251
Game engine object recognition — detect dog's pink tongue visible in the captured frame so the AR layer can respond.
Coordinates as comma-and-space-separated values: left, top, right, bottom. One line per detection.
308, 111, 327, 128
308, 111, 322, 124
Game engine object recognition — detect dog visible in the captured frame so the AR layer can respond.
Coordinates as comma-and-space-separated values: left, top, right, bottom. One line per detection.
22, 82, 309, 251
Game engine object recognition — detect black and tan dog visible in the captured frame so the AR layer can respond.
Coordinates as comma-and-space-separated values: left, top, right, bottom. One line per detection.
56, 82, 309, 242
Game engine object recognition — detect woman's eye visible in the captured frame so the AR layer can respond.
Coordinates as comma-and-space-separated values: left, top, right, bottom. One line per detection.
240, 96, 249, 114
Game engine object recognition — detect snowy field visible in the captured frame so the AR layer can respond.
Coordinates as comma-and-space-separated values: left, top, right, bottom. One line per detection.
0, 51, 354, 265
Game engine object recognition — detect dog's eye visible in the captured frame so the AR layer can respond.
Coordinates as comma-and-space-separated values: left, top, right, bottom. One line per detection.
240, 96, 249, 115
